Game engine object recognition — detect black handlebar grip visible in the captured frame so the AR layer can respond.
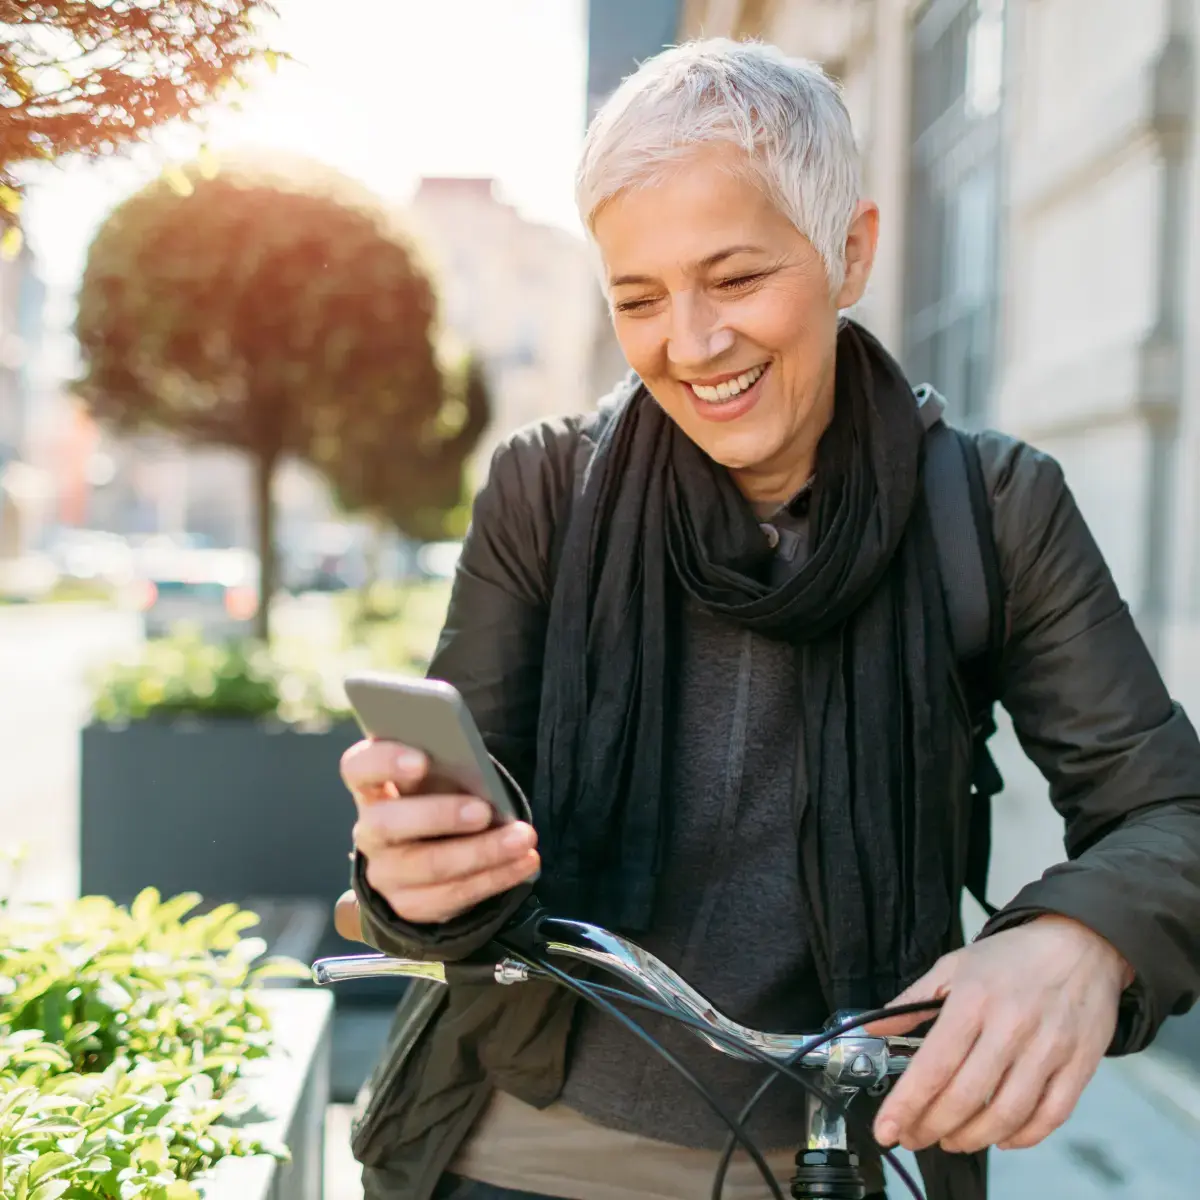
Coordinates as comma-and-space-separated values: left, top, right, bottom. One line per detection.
443, 962, 500, 985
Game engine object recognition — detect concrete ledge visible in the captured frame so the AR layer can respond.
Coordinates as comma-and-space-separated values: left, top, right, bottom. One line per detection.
202, 988, 334, 1200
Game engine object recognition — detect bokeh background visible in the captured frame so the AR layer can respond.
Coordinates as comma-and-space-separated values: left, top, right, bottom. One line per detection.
2, 2, 1199, 1197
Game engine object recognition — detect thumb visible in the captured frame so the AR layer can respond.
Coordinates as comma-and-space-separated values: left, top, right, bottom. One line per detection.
864, 957, 956, 1036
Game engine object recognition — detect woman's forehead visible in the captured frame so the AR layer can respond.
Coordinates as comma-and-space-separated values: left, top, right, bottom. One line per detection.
593, 162, 803, 283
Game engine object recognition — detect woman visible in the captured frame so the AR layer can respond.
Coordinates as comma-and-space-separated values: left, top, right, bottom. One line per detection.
338, 38, 1200, 1200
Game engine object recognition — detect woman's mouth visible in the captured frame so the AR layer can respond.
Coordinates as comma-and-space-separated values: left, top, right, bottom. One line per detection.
684, 362, 770, 423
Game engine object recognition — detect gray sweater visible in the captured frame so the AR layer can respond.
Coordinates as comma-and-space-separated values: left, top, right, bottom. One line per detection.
559, 503, 828, 1153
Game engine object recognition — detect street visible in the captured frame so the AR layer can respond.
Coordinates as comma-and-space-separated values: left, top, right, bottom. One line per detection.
3, 603, 1198, 1198
0, 603, 140, 904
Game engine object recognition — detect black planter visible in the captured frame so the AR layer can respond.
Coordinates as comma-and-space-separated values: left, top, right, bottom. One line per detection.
79, 717, 395, 996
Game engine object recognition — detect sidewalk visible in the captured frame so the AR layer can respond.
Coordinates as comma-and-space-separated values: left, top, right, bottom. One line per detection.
885, 1049, 1200, 1197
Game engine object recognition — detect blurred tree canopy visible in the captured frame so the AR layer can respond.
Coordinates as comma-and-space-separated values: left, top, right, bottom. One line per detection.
0, 1, 274, 247
75, 155, 481, 639
323, 353, 492, 545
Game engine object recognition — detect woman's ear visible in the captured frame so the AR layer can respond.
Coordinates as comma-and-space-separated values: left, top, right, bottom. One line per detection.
835, 200, 880, 310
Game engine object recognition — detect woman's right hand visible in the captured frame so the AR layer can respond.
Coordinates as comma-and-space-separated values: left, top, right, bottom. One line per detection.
340, 739, 541, 924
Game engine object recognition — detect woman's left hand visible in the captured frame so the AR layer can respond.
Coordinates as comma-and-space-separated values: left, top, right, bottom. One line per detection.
866, 915, 1134, 1154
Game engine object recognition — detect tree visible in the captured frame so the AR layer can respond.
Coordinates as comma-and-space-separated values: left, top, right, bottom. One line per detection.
75, 155, 444, 640
323, 352, 492, 546
0, 1, 274, 244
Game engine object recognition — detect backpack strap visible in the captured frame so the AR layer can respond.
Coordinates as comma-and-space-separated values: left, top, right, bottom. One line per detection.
918, 386, 1006, 917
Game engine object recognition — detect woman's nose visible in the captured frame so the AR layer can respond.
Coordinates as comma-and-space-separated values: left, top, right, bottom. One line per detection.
666, 291, 734, 369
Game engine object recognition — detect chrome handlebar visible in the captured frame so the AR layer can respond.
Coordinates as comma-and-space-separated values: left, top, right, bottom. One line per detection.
311, 916, 922, 1088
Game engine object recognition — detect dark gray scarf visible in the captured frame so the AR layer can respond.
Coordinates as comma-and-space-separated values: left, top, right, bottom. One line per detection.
533, 320, 956, 1005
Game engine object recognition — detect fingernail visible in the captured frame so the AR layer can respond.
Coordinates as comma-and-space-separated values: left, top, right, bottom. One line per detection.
396, 749, 422, 772
875, 1120, 898, 1146
503, 824, 533, 850
460, 800, 490, 825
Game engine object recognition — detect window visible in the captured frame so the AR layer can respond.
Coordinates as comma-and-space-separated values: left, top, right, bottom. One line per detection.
904, 0, 1007, 427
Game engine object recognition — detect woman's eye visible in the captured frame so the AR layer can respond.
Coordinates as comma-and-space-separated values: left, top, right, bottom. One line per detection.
614, 297, 656, 313
717, 274, 760, 291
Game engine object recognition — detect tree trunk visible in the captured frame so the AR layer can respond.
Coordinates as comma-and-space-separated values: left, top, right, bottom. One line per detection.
254, 450, 277, 643
356, 514, 385, 625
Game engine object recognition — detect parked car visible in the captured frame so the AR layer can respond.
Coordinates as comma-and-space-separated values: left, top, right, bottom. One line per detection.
131, 547, 259, 640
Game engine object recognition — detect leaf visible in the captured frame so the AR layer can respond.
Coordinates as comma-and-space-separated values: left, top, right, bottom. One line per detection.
247, 957, 311, 983
29, 1153, 76, 1184
196, 145, 220, 181
30, 1181, 71, 1200
1, 226, 24, 260
134, 1135, 169, 1166
264, 50, 280, 73
131, 888, 162, 925
162, 166, 194, 198
0, 185, 20, 214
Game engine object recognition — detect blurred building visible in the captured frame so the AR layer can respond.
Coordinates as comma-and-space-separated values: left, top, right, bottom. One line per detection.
407, 176, 596, 471
671, 0, 1200, 714
0, 242, 48, 560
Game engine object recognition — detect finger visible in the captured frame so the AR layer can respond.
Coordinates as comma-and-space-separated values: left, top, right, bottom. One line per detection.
334, 890, 365, 943
874, 987, 982, 1148
353, 794, 496, 852
365, 822, 538, 891
997, 1058, 1095, 1151
865, 960, 955, 1038
341, 740, 429, 801
378, 850, 541, 924
906, 1028, 1028, 1151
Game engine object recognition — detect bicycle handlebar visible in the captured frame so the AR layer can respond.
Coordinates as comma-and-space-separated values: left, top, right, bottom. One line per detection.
311, 914, 922, 1087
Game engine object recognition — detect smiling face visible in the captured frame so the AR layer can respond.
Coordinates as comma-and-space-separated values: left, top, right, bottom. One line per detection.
592, 144, 879, 510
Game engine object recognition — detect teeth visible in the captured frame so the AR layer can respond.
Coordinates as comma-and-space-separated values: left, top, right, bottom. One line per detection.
691, 363, 767, 403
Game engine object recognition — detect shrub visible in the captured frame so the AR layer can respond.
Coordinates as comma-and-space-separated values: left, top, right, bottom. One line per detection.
0, 888, 309, 1199
88, 632, 346, 726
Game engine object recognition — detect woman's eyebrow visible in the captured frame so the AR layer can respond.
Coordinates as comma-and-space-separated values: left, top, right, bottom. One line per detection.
608, 244, 767, 289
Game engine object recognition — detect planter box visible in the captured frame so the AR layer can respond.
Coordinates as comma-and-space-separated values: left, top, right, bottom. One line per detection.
80, 718, 361, 967
200, 988, 335, 1200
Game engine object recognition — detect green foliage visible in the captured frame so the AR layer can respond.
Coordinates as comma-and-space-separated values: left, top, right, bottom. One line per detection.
323, 350, 490, 543
0, 888, 310, 1199
88, 630, 344, 726
337, 579, 454, 675
0, 2, 276, 229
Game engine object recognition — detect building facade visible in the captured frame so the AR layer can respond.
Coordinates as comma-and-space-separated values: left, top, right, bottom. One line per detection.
407, 177, 596, 472
679, 0, 1200, 707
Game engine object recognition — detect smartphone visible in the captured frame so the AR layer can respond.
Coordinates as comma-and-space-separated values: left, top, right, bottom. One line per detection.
342, 671, 519, 825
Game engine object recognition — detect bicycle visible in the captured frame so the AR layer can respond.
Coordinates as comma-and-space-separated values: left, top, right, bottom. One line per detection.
312, 899, 944, 1200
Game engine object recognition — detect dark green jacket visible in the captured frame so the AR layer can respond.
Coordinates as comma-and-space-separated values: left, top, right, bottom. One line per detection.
348, 406, 1200, 1200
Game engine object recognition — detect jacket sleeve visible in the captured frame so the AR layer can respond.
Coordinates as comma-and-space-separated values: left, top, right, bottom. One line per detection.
353, 420, 579, 963
975, 432, 1200, 1053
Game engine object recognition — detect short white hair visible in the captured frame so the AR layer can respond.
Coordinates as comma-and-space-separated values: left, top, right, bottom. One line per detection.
576, 38, 862, 293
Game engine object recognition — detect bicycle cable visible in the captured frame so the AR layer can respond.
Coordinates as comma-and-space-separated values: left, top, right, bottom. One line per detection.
575, 978, 932, 1200
499, 936, 941, 1200
711, 1000, 945, 1200
497, 941, 788, 1200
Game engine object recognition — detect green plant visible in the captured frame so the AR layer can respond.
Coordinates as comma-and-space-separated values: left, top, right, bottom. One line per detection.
0, 888, 310, 1199
337, 578, 454, 674
88, 631, 345, 726
75, 156, 448, 639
